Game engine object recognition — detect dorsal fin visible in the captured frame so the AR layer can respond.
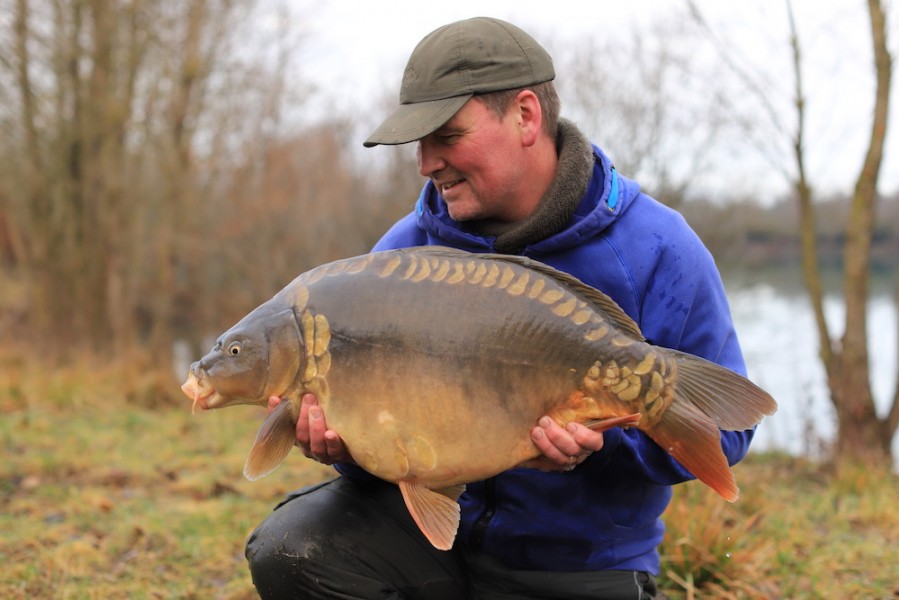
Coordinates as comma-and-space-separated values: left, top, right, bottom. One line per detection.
398, 246, 645, 341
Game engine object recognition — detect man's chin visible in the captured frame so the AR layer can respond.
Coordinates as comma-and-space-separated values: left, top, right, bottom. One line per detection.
444, 199, 483, 222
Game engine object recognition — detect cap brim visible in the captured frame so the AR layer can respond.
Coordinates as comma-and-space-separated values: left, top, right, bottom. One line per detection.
363, 94, 472, 147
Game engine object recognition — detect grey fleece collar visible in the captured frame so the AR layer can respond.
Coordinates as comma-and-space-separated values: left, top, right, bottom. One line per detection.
464, 119, 595, 254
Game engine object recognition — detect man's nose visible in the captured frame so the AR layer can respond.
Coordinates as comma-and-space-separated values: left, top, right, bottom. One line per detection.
417, 137, 444, 178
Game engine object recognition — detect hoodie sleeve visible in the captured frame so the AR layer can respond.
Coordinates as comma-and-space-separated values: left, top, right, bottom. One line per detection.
592, 195, 755, 486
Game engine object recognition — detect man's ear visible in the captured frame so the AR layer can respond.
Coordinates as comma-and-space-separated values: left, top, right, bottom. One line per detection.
513, 90, 543, 147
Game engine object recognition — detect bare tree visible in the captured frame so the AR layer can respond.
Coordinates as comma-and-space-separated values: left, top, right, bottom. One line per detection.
554, 14, 738, 207
690, 0, 896, 466
824, 0, 896, 464
1, 0, 313, 358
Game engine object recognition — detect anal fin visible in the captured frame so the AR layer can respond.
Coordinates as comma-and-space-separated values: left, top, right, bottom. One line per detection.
583, 413, 642, 432
398, 481, 462, 551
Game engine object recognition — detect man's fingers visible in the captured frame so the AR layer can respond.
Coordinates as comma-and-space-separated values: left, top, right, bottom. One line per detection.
294, 394, 348, 464
324, 430, 348, 463
532, 416, 581, 461
566, 422, 604, 453
531, 426, 568, 464
530, 417, 603, 471
295, 394, 314, 447
306, 404, 328, 456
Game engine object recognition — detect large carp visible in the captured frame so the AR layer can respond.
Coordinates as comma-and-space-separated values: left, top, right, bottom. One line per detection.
181, 246, 776, 550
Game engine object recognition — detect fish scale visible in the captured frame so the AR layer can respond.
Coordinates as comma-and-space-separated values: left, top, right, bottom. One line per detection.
181, 246, 776, 550
291, 250, 626, 369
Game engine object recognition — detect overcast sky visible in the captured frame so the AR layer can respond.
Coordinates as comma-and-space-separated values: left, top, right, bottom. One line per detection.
274, 0, 897, 200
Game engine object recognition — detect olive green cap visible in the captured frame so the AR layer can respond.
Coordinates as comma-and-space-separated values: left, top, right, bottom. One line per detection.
364, 17, 555, 147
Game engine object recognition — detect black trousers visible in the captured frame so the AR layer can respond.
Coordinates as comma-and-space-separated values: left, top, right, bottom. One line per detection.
245, 476, 658, 600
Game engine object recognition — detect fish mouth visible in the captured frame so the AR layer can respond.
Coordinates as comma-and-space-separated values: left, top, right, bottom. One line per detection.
181, 372, 215, 414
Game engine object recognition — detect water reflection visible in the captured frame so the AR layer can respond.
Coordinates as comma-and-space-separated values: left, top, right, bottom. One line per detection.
724, 270, 898, 464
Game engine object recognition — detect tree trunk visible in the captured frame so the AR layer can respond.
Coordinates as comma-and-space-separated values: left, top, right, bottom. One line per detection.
831, 0, 893, 465
829, 356, 892, 461
787, 0, 894, 467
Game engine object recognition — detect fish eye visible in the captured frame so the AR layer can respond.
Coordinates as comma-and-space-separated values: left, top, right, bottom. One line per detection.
227, 342, 242, 356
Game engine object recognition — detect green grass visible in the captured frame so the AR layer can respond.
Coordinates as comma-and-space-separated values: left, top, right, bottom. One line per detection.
0, 354, 335, 599
2, 356, 898, 598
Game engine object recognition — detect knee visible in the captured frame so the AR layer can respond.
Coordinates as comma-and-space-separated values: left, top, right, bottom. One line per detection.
245, 517, 283, 595
244, 518, 281, 579
245, 516, 327, 598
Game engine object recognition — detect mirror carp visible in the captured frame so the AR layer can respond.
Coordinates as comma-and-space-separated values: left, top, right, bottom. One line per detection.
181, 246, 776, 550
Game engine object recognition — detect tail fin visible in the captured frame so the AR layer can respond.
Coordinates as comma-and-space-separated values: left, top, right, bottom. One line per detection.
243, 400, 298, 480
646, 400, 740, 501
670, 351, 777, 431
643, 352, 777, 502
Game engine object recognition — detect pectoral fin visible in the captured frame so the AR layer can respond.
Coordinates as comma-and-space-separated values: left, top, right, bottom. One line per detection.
398, 481, 463, 551
243, 400, 297, 481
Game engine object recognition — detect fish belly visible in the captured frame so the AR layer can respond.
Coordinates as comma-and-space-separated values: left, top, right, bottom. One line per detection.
323, 351, 574, 486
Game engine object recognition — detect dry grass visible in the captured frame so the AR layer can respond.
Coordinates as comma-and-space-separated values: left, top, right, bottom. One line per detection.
2, 352, 899, 598
660, 454, 899, 598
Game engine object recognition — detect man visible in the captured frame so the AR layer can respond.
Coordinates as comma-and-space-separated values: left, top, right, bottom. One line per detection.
246, 17, 754, 600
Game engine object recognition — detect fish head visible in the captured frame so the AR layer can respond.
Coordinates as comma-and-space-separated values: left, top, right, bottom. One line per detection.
181, 301, 303, 412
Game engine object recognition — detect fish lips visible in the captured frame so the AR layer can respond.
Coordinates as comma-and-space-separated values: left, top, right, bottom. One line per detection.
181, 367, 217, 412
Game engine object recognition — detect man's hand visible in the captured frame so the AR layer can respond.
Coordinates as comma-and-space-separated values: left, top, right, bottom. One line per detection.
521, 416, 603, 472
267, 393, 353, 465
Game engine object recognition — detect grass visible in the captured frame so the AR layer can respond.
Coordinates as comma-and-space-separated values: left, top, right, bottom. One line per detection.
0, 352, 334, 599
2, 352, 898, 598
0, 406, 335, 599
659, 454, 899, 598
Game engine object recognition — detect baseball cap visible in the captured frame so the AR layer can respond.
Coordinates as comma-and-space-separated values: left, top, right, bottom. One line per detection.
363, 17, 555, 147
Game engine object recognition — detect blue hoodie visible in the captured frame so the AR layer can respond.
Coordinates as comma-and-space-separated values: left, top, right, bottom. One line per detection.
358, 144, 752, 575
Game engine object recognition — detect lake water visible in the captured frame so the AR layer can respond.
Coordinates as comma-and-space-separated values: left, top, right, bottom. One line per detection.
723, 270, 899, 464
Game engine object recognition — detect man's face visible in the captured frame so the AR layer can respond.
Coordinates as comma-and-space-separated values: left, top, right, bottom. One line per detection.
416, 98, 528, 222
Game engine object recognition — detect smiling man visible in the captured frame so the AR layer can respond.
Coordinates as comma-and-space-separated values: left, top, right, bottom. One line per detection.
413, 92, 557, 224
245, 17, 756, 600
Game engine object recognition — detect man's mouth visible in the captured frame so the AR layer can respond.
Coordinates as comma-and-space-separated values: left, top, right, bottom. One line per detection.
437, 178, 465, 194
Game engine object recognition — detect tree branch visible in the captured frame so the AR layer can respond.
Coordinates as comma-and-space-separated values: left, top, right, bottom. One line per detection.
785, 0, 833, 371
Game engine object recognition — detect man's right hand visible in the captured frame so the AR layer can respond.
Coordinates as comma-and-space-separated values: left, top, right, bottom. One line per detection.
267, 393, 353, 465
